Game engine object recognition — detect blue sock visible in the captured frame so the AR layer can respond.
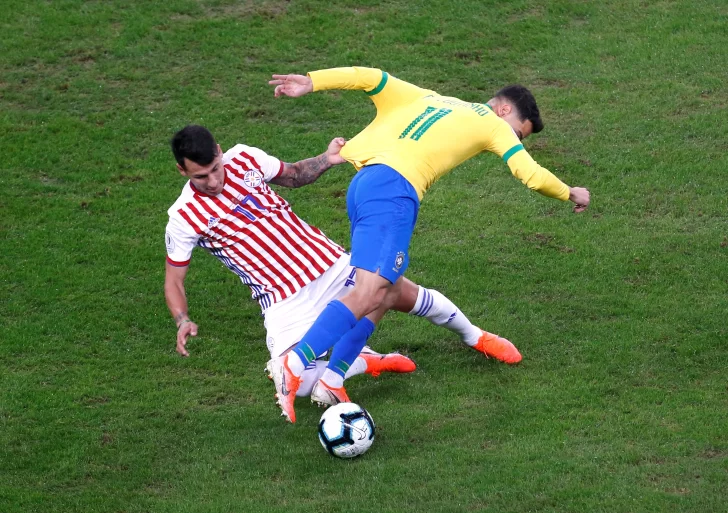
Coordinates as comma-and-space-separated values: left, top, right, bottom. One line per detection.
328, 317, 376, 378
292, 300, 358, 366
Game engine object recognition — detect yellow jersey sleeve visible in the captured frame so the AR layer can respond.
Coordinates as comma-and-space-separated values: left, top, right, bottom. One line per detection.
486, 122, 570, 201
308, 67, 433, 113
506, 151, 570, 200
308, 67, 570, 202
309, 67, 383, 93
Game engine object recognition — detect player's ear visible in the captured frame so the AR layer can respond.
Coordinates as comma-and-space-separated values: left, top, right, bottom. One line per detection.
217, 144, 222, 157
176, 163, 187, 176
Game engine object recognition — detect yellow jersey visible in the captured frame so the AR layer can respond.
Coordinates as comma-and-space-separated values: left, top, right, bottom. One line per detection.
308, 67, 570, 202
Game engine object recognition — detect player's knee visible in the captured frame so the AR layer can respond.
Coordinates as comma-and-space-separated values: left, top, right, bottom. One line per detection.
362, 289, 389, 312
347, 286, 387, 315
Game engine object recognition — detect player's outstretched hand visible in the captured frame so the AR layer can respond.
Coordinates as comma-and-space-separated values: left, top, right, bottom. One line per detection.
569, 187, 591, 213
269, 74, 313, 98
326, 137, 347, 166
176, 320, 198, 357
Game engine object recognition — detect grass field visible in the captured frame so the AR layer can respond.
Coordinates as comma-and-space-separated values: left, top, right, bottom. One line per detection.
2, 0, 727, 512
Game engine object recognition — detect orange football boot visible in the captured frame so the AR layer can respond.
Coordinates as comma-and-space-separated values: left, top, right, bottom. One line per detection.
266, 355, 302, 423
473, 330, 522, 364
311, 379, 351, 408
359, 351, 417, 378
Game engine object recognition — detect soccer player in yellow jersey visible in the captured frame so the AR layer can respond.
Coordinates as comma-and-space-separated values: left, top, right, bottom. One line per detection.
266, 66, 591, 422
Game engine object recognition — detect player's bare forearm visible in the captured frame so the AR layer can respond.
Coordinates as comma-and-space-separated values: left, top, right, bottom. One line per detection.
165, 282, 190, 325
165, 262, 199, 356
164, 262, 190, 325
270, 137, 346, 188
272, 154, 332, 188
173, 310, 189, 325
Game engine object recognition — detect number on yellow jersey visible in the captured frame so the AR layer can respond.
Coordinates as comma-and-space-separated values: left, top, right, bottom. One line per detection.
399, 107, 453, 141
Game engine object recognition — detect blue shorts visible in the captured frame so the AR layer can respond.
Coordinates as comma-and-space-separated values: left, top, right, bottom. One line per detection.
346, 164, 420, 284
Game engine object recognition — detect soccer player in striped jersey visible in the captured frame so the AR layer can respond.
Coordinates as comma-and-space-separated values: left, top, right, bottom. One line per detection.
268, 67, 591, 422
164, 125, 515, 418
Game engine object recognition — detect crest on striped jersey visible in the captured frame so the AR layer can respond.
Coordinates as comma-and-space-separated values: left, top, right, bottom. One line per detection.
243, 170, 263, 188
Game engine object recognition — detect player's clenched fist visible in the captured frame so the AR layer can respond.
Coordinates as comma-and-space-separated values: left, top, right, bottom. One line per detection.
568, 187, 591, 213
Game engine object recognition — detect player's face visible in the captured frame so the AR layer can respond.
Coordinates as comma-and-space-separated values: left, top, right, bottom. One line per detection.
178, 145, 225, 195
504, 114, 533, 141
488, 99, 533, 141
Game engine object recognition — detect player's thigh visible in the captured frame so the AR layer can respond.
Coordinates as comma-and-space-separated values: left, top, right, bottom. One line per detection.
349, 195, 418, 284
265, 321, 313, 358
347, 165, 419, 285
264, 255, 355, 357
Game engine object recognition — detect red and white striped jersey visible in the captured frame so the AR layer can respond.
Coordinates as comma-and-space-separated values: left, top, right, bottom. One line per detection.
165, 144, 344, 311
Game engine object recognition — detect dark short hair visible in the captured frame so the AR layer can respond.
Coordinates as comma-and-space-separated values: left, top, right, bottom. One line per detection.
170, 125, 218, 169
495, 85, 544, 134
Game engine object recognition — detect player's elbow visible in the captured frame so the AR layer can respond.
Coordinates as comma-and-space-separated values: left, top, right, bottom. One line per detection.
512, 168, 542, 191
525, 176, 546, 192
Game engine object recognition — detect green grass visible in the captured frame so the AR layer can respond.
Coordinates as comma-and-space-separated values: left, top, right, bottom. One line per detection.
2, 0, 727, 512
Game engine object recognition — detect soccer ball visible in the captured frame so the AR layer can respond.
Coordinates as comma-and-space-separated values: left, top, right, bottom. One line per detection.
318, 402, 376, 458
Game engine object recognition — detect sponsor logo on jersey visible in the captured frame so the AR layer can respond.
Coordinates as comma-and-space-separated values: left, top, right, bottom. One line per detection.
243, 170, 262, 188
207, 216, 219, 228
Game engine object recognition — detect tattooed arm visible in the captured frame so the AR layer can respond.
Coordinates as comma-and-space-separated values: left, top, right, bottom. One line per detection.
269, 137, 347, 188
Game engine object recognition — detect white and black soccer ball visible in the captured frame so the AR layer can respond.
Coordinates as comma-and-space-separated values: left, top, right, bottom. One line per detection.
318, 402, 376, 458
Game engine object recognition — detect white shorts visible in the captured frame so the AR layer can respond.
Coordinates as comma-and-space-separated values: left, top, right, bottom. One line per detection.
264, 254, 356, 357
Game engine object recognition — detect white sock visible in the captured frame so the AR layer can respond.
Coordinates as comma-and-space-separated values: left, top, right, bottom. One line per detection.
410, 286, 482, 346
297, 360, 327, 397
285, 351, 306, 376
320, 368, 344, 389
346, 356, 368, 378
296, 357, 368, 397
